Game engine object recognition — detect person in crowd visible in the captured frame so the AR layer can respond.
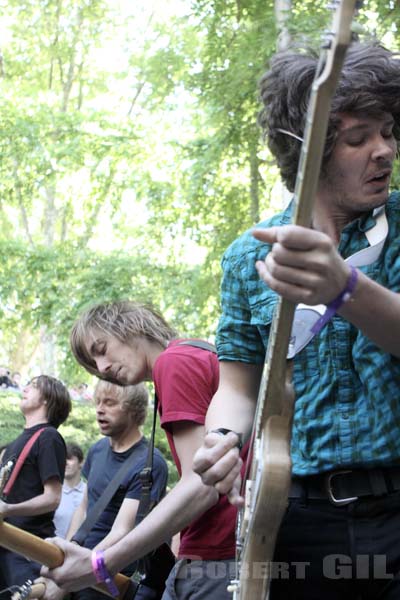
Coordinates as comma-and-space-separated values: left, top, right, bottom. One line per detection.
0, 375, 71, 588
10, 372, 22, 391
77, 383, 93, 403
54, 442, 86, 539
0, 366, 13, 389
192, 41, 400, 600
41, 301, 246, 599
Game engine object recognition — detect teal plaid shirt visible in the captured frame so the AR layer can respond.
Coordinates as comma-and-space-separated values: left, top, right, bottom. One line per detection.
217, 191, 400, 476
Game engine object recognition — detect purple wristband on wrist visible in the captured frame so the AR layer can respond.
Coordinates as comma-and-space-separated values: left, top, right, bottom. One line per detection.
91, 550, 119, 598
310, 266, 358, 335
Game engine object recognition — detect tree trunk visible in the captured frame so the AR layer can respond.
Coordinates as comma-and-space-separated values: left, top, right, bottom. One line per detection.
275, 0, 292, 51
275, 0, 292, 208
40, 327, 57, 376
249, 138, 260, 224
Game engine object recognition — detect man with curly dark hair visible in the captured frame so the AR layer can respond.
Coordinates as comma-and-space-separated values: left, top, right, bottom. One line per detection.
193, 41, 400, 599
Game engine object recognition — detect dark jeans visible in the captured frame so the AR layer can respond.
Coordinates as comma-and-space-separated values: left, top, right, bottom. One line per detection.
270, 491, 400, 600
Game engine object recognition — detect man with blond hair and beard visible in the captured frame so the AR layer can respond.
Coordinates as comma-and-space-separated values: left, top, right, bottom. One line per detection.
49, 379, 168, 600
0, 375, 71, 589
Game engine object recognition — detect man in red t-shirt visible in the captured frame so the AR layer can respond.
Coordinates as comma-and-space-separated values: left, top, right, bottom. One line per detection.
41, 301, 246, 599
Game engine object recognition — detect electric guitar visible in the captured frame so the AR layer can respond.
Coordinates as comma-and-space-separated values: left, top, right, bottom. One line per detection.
0, 520, 134, 599
229, 1, 359, 598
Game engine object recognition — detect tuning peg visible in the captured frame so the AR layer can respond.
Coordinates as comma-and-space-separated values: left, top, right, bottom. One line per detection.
321, 31, 335, 50
227, 580, 240, 594
326, 1, 340, 10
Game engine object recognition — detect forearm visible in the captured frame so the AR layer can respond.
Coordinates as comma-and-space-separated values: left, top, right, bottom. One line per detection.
205, 383, 257, 441
339, 270, 400, 357
203, 361, 261, 444
105, 472, 218, 574
66, 503, 86, 540
1, 493, 59, 518
94, 510, 136, 551
94, 528, 126, 551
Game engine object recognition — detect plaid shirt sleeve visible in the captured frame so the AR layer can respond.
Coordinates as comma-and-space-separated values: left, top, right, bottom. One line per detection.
215, 210, 290, 364
216, 243, 266, 364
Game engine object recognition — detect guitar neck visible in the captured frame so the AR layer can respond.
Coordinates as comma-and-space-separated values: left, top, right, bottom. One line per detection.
236, 4, 359, 600
258, 297, 295, 426
256, 0, 358, 426
0, 520, 132, 599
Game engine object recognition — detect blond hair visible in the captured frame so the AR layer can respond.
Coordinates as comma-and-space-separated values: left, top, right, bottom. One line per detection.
94, 379, 148, 426
70, 301, 177, 380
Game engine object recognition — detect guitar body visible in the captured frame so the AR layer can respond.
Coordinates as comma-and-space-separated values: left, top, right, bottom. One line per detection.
232, 331, 295, 600
239, 415, 293, 599
231, 2, 359, 598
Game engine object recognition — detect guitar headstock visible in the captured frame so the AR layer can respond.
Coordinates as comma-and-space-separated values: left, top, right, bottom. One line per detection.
0, 460, 14, 497
11, 580, 33, 600
327, 0, 361, 42
293, 0, 360, 226
317, 0, 360, 86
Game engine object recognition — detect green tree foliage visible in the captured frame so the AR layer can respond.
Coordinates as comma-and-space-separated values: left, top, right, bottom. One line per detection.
0, 0, 398, 379
0, 238, 216, 381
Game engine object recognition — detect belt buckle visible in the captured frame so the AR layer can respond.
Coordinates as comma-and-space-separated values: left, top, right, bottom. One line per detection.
326, 470, 358, 506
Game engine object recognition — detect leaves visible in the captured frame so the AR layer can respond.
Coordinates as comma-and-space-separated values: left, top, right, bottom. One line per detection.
0, 0, 398, 379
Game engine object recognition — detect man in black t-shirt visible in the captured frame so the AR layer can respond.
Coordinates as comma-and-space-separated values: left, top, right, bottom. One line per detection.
0, 375, 71, 589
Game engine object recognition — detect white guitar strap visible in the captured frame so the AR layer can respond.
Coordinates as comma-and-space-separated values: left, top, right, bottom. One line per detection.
287, 206, 388, 359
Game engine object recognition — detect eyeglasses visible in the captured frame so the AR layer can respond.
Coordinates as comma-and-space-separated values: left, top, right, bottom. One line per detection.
276, 128, 304, 142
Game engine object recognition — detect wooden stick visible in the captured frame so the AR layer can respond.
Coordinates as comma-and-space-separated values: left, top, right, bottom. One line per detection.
0, 521, 133, 599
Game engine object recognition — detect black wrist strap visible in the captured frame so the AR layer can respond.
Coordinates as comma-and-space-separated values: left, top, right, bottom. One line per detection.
208, 428, 243, 451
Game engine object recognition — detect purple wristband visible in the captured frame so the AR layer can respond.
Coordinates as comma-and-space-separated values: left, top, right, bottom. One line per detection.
91, 550, 119, 598
310, 266, 358, 335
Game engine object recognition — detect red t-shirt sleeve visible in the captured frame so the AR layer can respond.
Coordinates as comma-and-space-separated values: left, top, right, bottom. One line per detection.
153, 342, 219, 430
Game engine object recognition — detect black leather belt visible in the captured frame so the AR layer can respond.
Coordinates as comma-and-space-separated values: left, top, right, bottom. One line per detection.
289, 467, 400, 506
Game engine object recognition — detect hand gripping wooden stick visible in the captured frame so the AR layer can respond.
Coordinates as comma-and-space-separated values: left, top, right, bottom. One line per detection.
0, 520, 133, 599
